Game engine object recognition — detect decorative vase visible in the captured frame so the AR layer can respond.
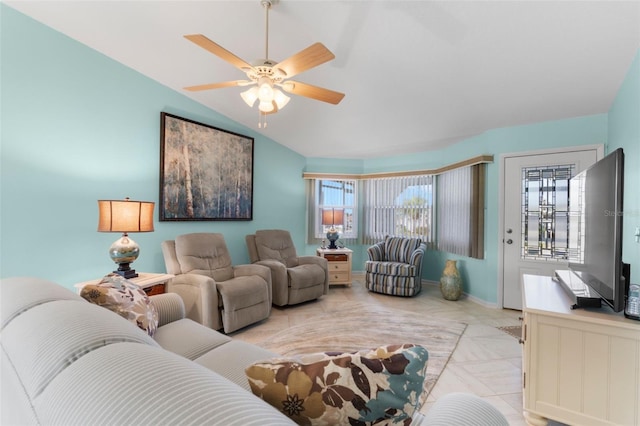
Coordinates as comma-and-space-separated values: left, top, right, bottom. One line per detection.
440, 259, 462, 301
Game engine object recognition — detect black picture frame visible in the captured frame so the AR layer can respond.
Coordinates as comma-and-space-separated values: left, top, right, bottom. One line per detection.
159, 112, 254, 221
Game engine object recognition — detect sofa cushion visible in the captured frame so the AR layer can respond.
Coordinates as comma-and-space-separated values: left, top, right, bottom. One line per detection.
80, 273, 158, 337
245, 343, 429, 425
35, 342, 296, 425
153, 318, 232, 360
2, 299, 158, 400
195, 340, 279, 391
1, 276, 83, 330
384, 237, 421, 263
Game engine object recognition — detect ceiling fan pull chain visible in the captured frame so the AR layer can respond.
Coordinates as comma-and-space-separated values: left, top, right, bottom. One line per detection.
258, 110, 268, 128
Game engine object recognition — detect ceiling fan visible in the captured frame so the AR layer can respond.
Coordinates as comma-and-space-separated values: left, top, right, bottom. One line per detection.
183, 0, 345, 126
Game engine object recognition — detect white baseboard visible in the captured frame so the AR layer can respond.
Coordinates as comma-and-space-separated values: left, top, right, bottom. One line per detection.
354, 273, 501, 309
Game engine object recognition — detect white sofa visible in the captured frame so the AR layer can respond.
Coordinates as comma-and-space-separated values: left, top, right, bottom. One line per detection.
1, 277, 509, 426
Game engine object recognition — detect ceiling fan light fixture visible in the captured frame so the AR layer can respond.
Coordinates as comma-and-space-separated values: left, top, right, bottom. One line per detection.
240, 86, 259, 107
258, 100, 275, 113
257, 77, 275, 102
273, 88, 290, 110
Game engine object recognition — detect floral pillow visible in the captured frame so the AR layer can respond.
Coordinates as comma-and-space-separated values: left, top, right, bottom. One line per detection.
245, 343, 428, 425
80, 273, 158, 337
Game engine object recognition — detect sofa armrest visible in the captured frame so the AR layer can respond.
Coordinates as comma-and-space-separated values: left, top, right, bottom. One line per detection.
149, 293, 185, 327
167, 274, 221, 330
419, 393, 508, 426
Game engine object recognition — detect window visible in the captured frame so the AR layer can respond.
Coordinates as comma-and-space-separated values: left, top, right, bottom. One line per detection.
312, 179, 357, 240
362, 175, 434, 245
437, 164, 485, 258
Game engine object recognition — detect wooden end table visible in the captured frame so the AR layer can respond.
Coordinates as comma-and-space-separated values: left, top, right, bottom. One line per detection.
74, 272, 174, 296
317, 247, 353, 287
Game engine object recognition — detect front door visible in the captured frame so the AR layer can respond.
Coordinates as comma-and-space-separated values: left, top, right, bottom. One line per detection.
501, 147, 601, 310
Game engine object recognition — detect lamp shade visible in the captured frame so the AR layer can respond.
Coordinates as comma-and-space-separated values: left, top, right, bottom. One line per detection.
98, 199, 155, 233
322, 208, 344, 226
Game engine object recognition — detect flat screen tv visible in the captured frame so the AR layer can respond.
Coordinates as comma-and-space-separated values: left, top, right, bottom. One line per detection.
567, 148, 626, 312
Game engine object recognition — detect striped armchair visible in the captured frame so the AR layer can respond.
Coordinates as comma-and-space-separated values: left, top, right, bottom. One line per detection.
365, 236, 427, 297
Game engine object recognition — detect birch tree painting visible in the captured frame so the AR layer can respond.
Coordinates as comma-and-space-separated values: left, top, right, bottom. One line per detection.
160, 113, 254, 221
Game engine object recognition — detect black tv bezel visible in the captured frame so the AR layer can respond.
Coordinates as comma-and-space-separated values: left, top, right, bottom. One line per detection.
568, 148, 625, 312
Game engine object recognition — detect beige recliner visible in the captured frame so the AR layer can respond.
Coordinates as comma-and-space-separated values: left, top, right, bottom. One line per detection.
161, 232, 272, 333
246, 229, 329, 307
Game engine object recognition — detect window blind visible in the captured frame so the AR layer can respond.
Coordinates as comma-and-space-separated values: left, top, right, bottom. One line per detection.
362, 175, 434, 245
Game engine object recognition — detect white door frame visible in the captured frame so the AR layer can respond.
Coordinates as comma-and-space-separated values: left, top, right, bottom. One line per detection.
497, 144, 604, 309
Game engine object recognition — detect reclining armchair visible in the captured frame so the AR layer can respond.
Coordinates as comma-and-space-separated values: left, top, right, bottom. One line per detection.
161, 233, 272, 333
365, 236, 427, 297
246, 229, 329, 307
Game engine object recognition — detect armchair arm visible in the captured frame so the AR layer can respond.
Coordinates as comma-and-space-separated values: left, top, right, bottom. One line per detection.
233, 264, 273, 303
409, 242, 427, 278
255, 260, 289, 306
149, 293, 185, 327
166, 274, 221, 330
298, 256, 330, 295
367, 241, 385, 261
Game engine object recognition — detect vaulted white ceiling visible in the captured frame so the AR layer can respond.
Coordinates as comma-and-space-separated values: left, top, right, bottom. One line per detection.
6, 1, 640, 159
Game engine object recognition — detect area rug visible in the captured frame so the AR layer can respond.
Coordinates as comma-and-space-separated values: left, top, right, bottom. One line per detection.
498, 325, 522, 340
257, 303, 467, 399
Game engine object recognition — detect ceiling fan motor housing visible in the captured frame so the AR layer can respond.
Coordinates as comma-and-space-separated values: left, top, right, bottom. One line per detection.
246, 59, 286, 84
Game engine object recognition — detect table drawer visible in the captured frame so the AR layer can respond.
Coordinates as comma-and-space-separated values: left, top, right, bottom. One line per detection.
329, 271, 351, 283
143, 283, 166, 296
329, 262, 349, 272
325, 253, 349, 262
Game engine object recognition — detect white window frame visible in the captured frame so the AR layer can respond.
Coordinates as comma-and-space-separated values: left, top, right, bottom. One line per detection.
313, 179, 358, 240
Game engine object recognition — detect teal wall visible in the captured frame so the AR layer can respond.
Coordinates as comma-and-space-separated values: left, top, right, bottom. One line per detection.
608, 50, 640, 277
306, 115, 609, 303
2, 5, 638, 302
1, 5, 308, 288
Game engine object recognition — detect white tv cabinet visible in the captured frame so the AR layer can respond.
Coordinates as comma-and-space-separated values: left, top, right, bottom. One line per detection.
522, 274, 640, 426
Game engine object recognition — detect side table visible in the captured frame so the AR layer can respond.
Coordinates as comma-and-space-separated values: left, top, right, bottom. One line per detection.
74, 273, 174, 296
317, 247, 353, 287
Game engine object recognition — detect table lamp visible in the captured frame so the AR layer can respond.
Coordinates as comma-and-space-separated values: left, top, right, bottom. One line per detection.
98, 197, 155, 279
322, 208, 344, 249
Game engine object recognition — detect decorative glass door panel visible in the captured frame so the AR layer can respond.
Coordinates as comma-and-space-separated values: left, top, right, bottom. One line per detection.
521, 165, 574, 261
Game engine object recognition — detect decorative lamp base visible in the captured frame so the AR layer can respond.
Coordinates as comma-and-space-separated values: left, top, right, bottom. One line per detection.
109, 234, 140, 279
114, 262, 138, 279
326, 230, 340, 250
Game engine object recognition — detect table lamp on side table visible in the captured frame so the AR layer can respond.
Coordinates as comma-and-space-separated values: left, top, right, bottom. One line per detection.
98, 197, 155, 279
322, 208, 344, 249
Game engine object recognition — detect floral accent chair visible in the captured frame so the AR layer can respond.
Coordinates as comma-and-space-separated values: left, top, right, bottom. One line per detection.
365, 236, 427, 297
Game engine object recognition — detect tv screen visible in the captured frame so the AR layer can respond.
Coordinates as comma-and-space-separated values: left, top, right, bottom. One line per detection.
568, 148, 625, 312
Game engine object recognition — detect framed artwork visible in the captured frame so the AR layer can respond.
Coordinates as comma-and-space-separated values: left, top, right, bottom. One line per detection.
159, 112, 254, 221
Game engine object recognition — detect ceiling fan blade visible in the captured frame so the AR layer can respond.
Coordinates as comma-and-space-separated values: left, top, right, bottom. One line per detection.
282, 81, 345, 105
184, 34, 253, 71
184, 80, 251, 92
275, 43, 335, 78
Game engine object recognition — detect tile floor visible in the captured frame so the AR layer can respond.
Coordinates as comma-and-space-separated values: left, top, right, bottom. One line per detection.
230, 274, 527, 425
